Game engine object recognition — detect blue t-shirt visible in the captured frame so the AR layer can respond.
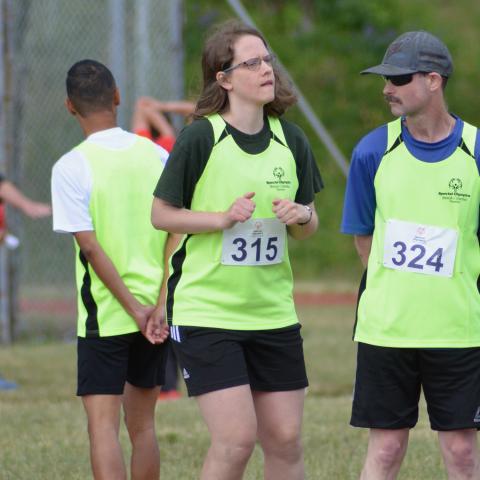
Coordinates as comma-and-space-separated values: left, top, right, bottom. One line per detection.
341, 115, 480, 235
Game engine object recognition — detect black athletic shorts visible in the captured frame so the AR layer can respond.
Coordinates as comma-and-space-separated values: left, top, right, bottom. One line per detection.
169, 323, 308, 397
351, 342, 480, 431
77, 332, 169, 396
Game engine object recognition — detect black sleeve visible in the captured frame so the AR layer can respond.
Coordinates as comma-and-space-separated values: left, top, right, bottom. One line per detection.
280, 119, 324, 204
154, 119, 214, 208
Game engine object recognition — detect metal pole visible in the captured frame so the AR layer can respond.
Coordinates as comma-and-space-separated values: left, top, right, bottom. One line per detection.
109, 0, 126, 127
135, 0, 149, 96
0, 0, 11, 344
225, 0, 349, 176
8, 0, 29, 341
169, 0, 184, 132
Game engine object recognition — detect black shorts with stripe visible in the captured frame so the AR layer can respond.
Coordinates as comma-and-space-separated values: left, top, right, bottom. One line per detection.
170, 323, 308, 397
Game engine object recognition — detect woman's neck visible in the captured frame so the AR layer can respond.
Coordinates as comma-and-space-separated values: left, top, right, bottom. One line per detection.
221, 102, 264, 134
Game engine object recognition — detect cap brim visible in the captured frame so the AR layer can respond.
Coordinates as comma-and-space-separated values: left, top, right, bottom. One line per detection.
360, 64, 417, 76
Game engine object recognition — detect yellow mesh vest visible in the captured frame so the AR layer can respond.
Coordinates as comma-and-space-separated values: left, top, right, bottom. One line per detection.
356, 119, 480, 347
74, 136, 167, 337
167, 114, 300, 330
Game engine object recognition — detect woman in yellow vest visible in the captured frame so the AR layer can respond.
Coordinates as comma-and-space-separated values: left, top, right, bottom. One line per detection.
152, 20, 323, 480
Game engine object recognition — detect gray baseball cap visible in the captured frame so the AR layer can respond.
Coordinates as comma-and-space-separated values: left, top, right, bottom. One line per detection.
361, 31, 453, 77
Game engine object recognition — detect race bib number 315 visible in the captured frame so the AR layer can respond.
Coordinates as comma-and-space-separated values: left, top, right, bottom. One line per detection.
221, 218, 286, 266
383, 219, 458, 277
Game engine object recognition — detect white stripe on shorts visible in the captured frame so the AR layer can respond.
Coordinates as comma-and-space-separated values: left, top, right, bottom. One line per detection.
171, 325, 181, 342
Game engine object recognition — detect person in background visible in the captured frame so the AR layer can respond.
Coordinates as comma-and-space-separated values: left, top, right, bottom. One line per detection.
0, 176, 51, 391
131, 96, 194, 152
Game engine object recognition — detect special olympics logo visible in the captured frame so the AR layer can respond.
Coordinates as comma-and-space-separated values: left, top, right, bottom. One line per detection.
273, 167, 285, 181
254, 221, 263, 230
449, 178, 462, 192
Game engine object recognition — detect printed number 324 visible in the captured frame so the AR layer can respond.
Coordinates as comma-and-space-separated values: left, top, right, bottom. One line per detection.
391, 241, 444, 272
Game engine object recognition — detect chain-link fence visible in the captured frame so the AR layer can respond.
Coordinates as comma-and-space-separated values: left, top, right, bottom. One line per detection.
0, 0, 184, 342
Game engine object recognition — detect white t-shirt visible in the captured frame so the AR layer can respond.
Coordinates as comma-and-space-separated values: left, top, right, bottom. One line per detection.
51, 128, 168, 234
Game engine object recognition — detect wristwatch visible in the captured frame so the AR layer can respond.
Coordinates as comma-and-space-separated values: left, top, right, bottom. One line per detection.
298, 205, 312, 225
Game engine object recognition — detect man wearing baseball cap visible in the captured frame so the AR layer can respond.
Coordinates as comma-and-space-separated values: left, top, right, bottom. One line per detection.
342, 31, 480, 478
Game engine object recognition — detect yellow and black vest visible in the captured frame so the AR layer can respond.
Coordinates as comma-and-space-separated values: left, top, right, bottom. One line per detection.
167, 114, 300, 330
74, 137, 167, 337
356, 119, 480, 347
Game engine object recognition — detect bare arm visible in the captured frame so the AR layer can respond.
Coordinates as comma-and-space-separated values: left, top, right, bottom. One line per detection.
157, 100, 195, 117
136, 97, 195, 116
143, 108, 176, 138
131, 97, 152, 132
74, 231, 158, 343
354, 234, 373, 267
0, 181, 51, 218
131, 97, 176, 138
151, 193, 256, 234
272, 199, 318, 240
146, 232, 183, 343
131, 97, 195, 136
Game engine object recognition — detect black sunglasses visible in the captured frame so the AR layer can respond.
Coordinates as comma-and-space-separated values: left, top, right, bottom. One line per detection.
383, 73, 415, 86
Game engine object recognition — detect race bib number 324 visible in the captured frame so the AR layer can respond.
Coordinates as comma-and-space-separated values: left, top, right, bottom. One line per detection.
221, 218, 286, 266
383, 219, 458, 277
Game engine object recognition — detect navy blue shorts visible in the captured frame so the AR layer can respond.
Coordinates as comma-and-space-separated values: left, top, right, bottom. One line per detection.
77, 332, 169, 396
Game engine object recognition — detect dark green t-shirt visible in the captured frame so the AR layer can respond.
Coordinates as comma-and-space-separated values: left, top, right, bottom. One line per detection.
154, 117, 323, 207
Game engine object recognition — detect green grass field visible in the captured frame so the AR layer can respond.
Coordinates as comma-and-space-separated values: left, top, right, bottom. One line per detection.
0, 304, 446, 479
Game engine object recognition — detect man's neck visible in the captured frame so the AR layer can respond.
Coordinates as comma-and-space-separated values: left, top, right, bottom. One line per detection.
404, 108, 455, 143
78, 112, 118, 138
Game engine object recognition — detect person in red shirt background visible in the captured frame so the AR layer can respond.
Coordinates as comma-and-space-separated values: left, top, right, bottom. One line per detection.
131, 96, 194, 153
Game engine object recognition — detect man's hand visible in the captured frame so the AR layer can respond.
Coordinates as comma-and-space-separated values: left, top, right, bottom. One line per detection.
272, 198, 310, 225
131, 304, 156, 340
144, 306, 170, 344
221, 192, 256, 229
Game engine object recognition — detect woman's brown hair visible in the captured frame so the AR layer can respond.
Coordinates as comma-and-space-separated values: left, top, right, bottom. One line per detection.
194, 20, 296, 119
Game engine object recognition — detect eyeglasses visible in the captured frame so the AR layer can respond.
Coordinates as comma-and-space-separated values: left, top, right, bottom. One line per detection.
223, 54, 276, 74
383, 74, 416, 86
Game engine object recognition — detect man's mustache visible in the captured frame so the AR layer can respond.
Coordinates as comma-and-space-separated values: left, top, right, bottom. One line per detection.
384, 95, 401, 104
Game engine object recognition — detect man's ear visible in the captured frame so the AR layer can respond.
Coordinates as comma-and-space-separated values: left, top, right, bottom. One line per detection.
428, 72, 443, 93
65, 97, 77, 116
113, 87, 120, 106
216, 71, 233, 91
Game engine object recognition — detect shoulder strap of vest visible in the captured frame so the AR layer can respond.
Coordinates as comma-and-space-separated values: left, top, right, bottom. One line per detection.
207, 114, 288, 147
459, 120, 477, 158
206, 113, 228, 145
73, 139, 89, 153
384, 118, 403, 155
74, 134, 157, 157
268, 116, 287, 147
